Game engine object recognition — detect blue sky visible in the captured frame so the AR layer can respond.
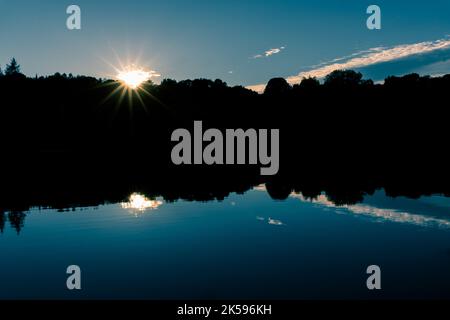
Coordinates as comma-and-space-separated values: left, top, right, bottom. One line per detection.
1, 0, 449, 89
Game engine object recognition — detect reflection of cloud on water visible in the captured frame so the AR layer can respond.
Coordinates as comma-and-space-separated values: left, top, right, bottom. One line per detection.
253, 185, 267, 192
253, 184, 450, 229
256, 216, 284, 226
268, 218, 284, 226
291, 193, 450, 229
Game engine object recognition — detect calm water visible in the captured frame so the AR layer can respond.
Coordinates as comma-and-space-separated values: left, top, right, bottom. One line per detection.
1, 186, 450, 299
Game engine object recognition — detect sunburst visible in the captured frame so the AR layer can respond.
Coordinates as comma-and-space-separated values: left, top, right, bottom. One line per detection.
98, 49, 162, 110
117, 68, 153, 89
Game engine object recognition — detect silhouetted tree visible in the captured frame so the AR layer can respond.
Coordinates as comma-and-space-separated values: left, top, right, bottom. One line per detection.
213, 79, 226, 87
264, 77, 291, 95
160, 78, 177, 87
293, 77, 320, 91
324, 69, 363, 87
360, 79, 374, 86
385, 73, 421, 87
301, 77, 320, 88
4, 58, 21, 75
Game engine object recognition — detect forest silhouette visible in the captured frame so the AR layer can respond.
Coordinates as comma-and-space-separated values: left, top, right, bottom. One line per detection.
1, 58, 450, 233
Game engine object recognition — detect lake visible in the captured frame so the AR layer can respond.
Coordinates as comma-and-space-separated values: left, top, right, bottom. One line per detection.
1, 186, 450, 299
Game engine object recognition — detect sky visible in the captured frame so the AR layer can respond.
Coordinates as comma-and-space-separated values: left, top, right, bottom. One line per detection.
1, 0, 450, 91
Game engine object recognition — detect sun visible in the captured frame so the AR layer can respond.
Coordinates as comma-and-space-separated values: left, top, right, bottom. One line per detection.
99, 55, 162, 109
117, 67, 152, 89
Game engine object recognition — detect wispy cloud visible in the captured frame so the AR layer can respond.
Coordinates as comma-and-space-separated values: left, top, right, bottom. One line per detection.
253, 185, 450, 229
290, 193, 450, 229
268, 218, 284, 226
253, 46, 286, 59
255, 215, 285, 226
288, 38, 450, 82
247, 37, 450, 93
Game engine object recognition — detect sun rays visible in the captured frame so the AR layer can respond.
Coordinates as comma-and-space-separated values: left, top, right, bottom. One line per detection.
97, 51, 164, 119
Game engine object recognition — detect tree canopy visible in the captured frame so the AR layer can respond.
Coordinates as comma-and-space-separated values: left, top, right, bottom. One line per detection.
4, 58, 21, 76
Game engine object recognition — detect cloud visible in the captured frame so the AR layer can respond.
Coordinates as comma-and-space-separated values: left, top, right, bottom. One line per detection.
255, 215, 285, 226
253, 46, 286, 59
414, 57, 450, 77
268, 218, 284, 226
247, 37, 450, 93
288, 38, 450, 82
148, 70, 161, 78
290, 193, 450, 229
253, 185, 450, 229
246, 83, 267, 93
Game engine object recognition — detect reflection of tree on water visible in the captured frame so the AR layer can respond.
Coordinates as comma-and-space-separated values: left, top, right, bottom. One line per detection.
0, 211, 26, 234
2, 169, 450, 234
0, 211, 5, 233
8, 211, 26, 234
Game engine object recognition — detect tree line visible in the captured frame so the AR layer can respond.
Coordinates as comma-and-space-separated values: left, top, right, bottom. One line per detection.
1, 57, 450, 223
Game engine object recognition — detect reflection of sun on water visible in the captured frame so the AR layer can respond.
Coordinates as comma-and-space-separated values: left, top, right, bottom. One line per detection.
121, 193, 163, 215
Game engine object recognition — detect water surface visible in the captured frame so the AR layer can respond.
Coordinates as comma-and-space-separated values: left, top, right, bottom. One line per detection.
1, 187, 450, 299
